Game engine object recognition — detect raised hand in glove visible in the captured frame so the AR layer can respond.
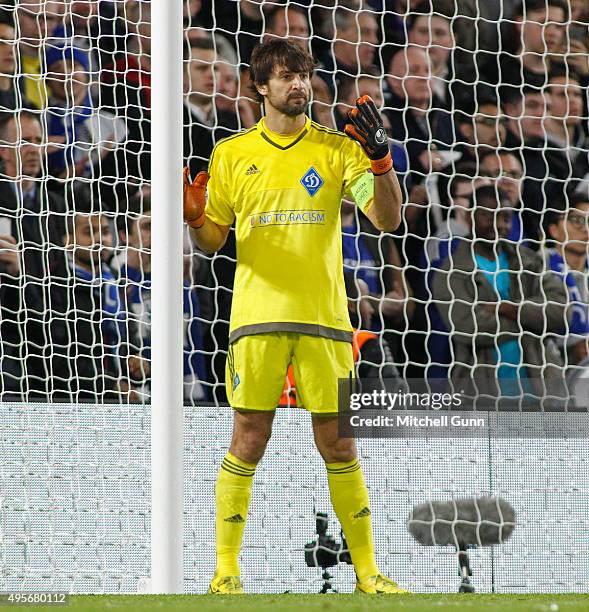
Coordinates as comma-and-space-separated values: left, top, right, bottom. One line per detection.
183, 167, 208, 229
344, 95, 393, 176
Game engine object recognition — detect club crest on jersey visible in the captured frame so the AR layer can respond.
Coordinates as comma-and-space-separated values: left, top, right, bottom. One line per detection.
300, 167, 324, 197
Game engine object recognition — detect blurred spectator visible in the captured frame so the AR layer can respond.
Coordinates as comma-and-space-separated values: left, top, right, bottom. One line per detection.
265, 4, 310, 51
384, 46, 451, 178
184, 0, 207, 28
100, 0, 151, 188
341, 199, 413, 334
183, 39, 239, 175
571, 0, 589, 23
479, 149, 525, 241
480, 0, 569, 94
0, 12, 17, 111
116, 194, 208, 401
428, 165, 484, 258
49, 195, 138, 401
0, 111, 66, 397
565, 21, 589, 82
422, 178, 477, 378
317, 8, 379, 97
335, 70, 383, 131
453, 92, 506, 165
544, 194, 589, 366
311, 73, 336, 129
503, 85, 567, 243
480, 151, 524, 209
44, 42, 126, 180
215, 60, 256, 129
407, 0, 454, 106
432, 185, 568, 394
546, 68, 588, 166
209, 0, 263, 65
16, 1, 63, 108
54, 1, 99, 37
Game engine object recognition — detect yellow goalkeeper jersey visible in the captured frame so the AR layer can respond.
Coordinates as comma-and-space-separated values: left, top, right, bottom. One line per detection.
205, 116, 374, 344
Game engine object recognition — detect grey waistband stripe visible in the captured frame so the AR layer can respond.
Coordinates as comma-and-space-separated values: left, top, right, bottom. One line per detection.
229, 323, 353, 344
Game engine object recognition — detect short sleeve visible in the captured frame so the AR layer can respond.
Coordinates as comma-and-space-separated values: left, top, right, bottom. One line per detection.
205, 144, 235, 226
340, 137, 374, 214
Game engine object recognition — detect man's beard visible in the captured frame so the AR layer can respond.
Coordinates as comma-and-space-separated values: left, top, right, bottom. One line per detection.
268, 92, 308, 117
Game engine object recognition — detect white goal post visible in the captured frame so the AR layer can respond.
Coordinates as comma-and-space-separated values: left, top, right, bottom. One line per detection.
150, 0, 184, 594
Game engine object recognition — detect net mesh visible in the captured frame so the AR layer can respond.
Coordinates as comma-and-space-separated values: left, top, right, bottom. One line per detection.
0, 0, 588, 594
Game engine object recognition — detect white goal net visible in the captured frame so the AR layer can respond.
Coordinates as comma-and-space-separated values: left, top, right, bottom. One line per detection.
1, 0, 588, 594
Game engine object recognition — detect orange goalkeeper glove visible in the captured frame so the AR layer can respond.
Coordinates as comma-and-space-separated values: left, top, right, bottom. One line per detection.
183, 167, 208, 229
344, 94, 393, 176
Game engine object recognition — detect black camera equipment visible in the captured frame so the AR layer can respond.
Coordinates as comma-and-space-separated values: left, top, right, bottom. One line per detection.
304, 512, 353, 593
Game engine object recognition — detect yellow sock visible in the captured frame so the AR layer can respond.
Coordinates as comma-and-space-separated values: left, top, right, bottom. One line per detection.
326, 459, 379, 582
215, 452, 256, 577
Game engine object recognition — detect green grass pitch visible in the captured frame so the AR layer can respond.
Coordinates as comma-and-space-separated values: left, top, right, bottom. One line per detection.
10, 594, 589, 612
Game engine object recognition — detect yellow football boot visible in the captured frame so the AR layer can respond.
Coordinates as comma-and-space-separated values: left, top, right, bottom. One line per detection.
355, 574, 410, 594
207, 572, 244, 594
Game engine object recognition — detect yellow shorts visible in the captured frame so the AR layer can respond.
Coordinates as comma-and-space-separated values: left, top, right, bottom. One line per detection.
226, 332, 354, 414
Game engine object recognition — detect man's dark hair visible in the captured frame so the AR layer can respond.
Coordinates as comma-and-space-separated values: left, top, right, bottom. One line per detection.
478, 148, 523, 166
0, 9, 14, 28
501, 81, 545, 108
183, 37, 214, 61
116, 193, 151, 234
62, 184, 102, 241
265, 4, 309, 32
548, 63, 581, 84
337, 69, 380, 103
470, 184, 509, 210
545, 192, 589, 230
249, 39, 315, 103
0, 109, 40, 143
513, 0, 569, 20
409, 0, 455, 24
455, 85, 498, 121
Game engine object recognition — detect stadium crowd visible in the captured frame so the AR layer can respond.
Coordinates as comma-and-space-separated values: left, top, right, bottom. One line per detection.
0, 0, 588, 403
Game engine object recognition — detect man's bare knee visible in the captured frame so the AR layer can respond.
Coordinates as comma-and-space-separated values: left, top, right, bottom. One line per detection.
312, 415, 357, 464
229, 410, 275, 464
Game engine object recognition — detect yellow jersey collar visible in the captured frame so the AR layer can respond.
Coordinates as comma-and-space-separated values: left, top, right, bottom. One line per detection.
258, 116, 310, 150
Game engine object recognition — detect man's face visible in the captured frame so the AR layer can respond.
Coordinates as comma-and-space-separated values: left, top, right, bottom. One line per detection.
128, 214, 151, 252
183, 0, 202, 19
266, 8, 309, 50
0, 116, 43, 179
522, 92, 550, 140
343, 77, 383, 109
17, 2, 63, 41
215, 62, 237, 112
258, 66, 311, 117
388, 47, 431, 106
472, 103, 506, 148
337, 12, 378, 70
507, 92, 549, 141
474, 198, 512, 241
0, 24, 16, 74
549, 76, 584, 125
551, 202, 589, 255
494, 153, 524, 206
450, 179, 473, 208
47, 59, 88, 103
408, 15, 452, 70
520, 6, 566, 54
68, 1, 99, 31
185, 48, 215, 99
69, 214, 113, 268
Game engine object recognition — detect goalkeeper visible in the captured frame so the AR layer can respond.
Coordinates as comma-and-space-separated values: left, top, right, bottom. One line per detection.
184, 39, 405, 595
